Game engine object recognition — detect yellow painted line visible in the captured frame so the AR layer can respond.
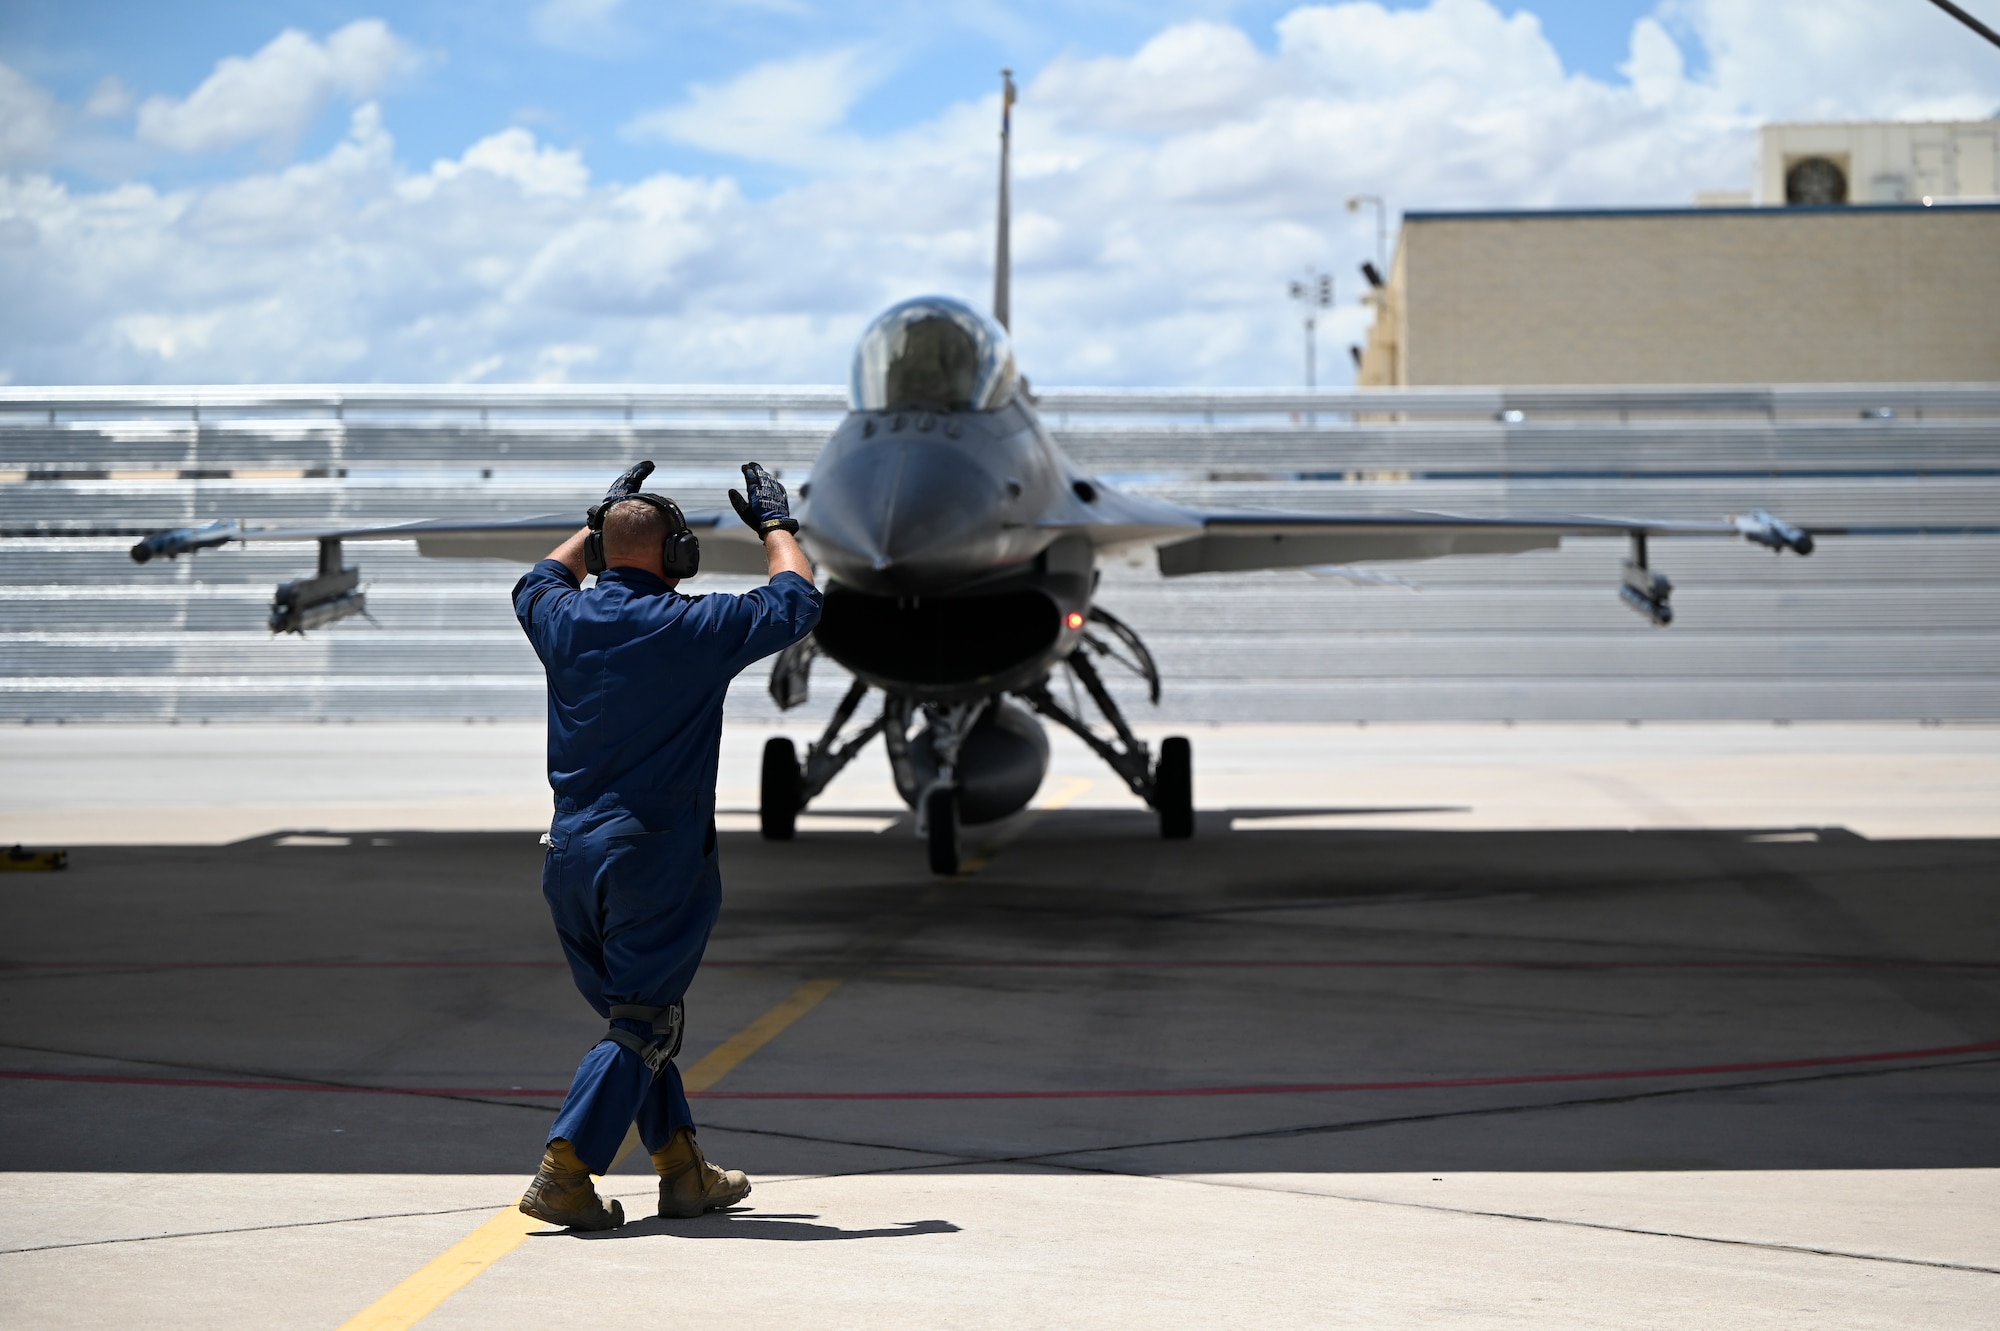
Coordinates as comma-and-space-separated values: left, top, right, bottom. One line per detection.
1036, 776, 1095, 811
335, 1204, 543, 1331
684, 977, 844, 1091
342, 975, 849, 1327
605, 976, 844, 1170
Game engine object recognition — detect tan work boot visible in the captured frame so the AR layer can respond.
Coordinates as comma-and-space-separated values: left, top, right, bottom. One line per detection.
519, 1138, 624, 1231
652, 1127, 751, 1218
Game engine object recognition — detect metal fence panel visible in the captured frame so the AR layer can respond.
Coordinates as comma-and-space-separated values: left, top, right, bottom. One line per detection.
3, 383, 1996, 724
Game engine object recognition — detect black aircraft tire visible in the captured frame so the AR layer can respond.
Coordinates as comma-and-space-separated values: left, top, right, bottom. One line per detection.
760, 737, 800, 841
926, 788, 960, 876
1156, 736, 1194, 840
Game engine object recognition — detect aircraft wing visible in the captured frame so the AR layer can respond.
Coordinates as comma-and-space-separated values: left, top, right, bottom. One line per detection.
1153, 509, 1814, 576
395, 512, 768, 574
129, 510, 772, 574
1134, 505, 1817, 627
126, 510, 772, 632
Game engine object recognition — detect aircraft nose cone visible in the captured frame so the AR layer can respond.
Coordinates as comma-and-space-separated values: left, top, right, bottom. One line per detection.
807, 436, 1004, 590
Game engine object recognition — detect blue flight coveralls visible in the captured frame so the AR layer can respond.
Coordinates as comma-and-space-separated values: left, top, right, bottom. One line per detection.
513, 558, 821, 1173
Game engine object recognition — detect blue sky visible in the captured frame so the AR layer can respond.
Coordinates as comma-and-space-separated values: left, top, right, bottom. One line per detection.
2, 1, 1997, 387
3, 1, 1696, 191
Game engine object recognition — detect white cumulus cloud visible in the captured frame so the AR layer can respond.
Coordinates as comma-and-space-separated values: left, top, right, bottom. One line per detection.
136, 19, 412, 155
530, 0, 632, 55
2, 0, 1996, 389
1676, 0, 2000, 121
84, 76, 136, 120
624, 47, 886, 169
0, 62, 61, 168
426, 128, 592, 198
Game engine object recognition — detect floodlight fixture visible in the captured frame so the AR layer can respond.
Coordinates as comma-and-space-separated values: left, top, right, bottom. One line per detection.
1287, 268, 1333, 389
1346, 193, 1387, 270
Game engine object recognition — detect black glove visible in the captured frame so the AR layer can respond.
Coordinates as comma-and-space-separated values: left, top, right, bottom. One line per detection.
601, 460, 655, 508
729, 462, 799, 538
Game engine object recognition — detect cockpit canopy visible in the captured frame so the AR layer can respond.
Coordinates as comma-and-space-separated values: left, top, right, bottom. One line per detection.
849, 295, 1018, 413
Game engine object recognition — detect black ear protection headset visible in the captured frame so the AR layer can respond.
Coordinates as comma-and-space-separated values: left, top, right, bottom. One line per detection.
584, 492, 701, 580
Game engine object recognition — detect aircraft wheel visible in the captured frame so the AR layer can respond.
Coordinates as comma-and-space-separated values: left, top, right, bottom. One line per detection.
1156, 736, 1194, 840
925, 787, 960, 875
760, 737, 800, 840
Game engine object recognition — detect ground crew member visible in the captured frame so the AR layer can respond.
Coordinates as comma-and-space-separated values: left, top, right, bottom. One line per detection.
512, 460, 819, 1230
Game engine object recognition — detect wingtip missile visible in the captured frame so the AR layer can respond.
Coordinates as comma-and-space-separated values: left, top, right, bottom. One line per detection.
1733, 510, 1814, 556
129, 519, 241, 564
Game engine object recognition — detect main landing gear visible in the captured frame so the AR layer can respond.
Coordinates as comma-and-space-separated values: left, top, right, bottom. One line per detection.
758, 673, 886, 841
1021, 605, 1194, 842
757, 606, 1195, 874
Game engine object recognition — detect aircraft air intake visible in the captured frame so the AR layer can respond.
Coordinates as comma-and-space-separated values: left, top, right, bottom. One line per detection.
814, 585, 1062, 698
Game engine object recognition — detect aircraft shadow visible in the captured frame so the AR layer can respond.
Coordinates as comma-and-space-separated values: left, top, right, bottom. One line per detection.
2, 821, 1995, 1175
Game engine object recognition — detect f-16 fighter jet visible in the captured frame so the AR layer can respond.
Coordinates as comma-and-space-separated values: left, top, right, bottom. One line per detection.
130, 78, 1817, 873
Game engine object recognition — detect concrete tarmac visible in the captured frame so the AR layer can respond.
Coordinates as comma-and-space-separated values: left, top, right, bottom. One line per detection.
2, 725, 1998, 1327
5, 720, 2000, 843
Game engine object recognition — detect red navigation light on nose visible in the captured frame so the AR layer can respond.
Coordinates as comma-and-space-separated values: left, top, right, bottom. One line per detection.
1065, 611, 1085, 630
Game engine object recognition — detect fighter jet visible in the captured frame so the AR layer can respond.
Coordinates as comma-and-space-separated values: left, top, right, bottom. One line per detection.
129, 74, 1818, 873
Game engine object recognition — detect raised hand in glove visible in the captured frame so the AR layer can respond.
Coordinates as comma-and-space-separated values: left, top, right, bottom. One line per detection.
599, 460, 655, 507
589, 460, 656, 526
729, 462, 799, 538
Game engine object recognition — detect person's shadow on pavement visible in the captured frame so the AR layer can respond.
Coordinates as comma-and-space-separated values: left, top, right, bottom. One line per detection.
557, 1211, 961, 1242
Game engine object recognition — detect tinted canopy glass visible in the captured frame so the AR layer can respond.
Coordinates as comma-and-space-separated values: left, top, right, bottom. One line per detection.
850, 296, 1018, 412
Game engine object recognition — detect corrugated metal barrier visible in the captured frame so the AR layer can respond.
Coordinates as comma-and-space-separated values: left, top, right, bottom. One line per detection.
3, 383, 1996, 724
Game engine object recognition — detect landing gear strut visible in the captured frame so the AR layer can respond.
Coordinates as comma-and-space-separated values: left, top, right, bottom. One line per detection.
888, 700, 981, 875
1021, 625, 1193, 840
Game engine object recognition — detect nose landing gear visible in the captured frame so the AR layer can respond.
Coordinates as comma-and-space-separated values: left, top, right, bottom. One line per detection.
924, 787, 960, 875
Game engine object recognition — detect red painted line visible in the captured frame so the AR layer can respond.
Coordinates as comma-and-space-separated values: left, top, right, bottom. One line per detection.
5, 958, 1993, 972
4, 1039, 1995, 1103
811, 958, 2000, 971
0, 960, 565, 971
690, 1039, 2000, 1100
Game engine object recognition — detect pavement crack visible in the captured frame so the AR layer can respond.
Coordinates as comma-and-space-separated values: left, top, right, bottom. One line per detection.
1005, 1053, 2000, 1165
698, 1053, 2000, 1186
0, 1040, 560, 1115
0, 1202, 511, 1257
698, 1119, 979, 1165
1139, 1174, 2000, 1277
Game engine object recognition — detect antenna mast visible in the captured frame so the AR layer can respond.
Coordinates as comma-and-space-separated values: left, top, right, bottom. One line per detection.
994, 69, 1015, 331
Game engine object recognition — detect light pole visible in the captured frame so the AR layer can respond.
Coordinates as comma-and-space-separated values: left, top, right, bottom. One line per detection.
1346, 194, 1386, 272
1287, 269, 1333, 389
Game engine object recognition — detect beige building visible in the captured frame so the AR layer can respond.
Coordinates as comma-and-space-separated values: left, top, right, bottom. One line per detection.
1355, 203, 2000, 386
1356, 119, 2000, 387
